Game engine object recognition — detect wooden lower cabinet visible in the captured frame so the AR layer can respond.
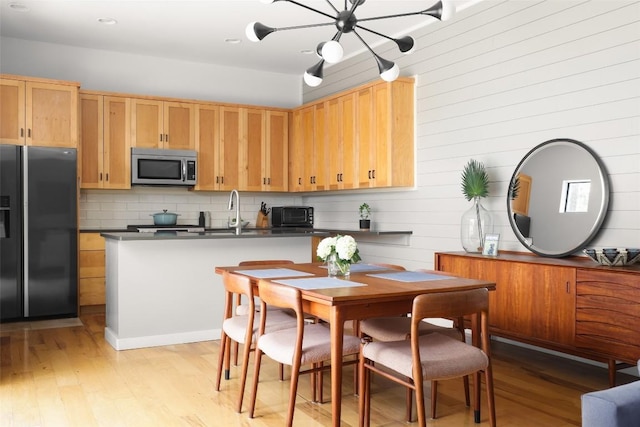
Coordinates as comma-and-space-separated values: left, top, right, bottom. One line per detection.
435, 251, 640, 385
79, 233, 106, 308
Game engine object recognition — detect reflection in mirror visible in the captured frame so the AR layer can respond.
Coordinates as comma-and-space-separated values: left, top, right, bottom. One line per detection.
507, 139, 610, 257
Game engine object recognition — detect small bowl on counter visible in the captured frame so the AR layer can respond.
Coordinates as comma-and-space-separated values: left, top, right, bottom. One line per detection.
583, 248, 640, 266
228, 219, 250, 229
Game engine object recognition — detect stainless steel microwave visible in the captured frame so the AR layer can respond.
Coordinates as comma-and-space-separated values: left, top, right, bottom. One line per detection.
271, 206, 314, 228
131, 148, 197, 186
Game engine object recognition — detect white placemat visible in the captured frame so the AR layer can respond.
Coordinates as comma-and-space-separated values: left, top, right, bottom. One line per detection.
274, 277, 367, 290
234, 268, 314, 279
366, 271, 453, 283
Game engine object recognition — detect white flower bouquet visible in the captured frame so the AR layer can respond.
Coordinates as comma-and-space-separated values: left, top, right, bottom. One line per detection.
317, 234, 361, 276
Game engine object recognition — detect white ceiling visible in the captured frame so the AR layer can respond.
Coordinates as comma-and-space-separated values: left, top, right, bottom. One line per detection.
1, 0, 478, 76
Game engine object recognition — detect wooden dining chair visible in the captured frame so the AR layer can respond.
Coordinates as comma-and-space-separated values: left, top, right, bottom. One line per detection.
248, 280, 362, 427
359, 287, 496, 427
358, 267, 470, 421
235, 259, 294, 315
215, 271, 296, 413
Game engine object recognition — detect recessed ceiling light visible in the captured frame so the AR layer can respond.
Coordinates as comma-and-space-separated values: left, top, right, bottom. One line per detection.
97, 17, 118, 25
9, 3, 30, 12
225, 38, 241, 44
300, 49, 314, 55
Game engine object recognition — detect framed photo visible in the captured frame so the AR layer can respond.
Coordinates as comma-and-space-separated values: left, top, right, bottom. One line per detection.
483, 233, 500, 256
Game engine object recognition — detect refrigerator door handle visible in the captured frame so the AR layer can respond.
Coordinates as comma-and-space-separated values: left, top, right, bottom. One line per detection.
22, 148, 29, 317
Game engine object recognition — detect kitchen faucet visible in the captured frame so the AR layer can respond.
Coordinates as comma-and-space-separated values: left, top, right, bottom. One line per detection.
228, 189, 241, 235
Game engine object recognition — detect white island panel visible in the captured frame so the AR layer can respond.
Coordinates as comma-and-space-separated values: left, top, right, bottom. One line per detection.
104, 236, 311, 350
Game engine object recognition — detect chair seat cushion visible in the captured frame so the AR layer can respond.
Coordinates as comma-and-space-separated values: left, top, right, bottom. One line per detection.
360, 317, 462, 341
362, 332, 488, 380
258, 323, 361, 366
581, 380, 640, 427
222, 310, 296, 344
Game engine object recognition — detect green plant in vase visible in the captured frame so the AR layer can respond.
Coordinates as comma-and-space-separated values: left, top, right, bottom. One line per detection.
460, 159, 492, 252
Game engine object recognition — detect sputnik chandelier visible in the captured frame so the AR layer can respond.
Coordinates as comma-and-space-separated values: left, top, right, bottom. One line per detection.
246, 0, 454, 86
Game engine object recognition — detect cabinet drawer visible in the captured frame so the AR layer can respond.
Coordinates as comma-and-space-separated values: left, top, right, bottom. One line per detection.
576, 269, 640, 362
80, 233, 105, 250
79, 277, 106, 305
79, 250, 105, 278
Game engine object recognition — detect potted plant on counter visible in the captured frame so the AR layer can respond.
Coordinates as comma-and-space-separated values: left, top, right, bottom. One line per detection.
359, 203, 371, 230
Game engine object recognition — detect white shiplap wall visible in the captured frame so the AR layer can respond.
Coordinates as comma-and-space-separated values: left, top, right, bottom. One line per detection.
302, 0, 640, 269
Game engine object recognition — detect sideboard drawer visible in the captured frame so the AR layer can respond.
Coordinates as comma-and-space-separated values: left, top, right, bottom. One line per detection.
575, 269, 640, 362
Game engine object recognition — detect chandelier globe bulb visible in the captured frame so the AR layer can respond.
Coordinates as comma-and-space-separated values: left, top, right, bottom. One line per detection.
380, 63, 400, 82
321, 40, 344, 63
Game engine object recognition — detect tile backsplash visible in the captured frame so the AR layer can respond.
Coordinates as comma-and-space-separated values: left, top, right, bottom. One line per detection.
79, 187, 302, 229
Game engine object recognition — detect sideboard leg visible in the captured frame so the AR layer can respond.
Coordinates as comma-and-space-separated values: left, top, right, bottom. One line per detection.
608, 359, 616, 387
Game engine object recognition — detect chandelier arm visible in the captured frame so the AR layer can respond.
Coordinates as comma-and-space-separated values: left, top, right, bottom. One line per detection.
351, 29, 376, 56
322, 0, 340, 15
356, 9, 442, 23
283, 0, 338, 21
354, 24, 394, 41
272, 21, 338, 32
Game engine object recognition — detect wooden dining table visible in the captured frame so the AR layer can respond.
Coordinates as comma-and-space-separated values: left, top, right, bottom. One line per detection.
214, 262, 496, 427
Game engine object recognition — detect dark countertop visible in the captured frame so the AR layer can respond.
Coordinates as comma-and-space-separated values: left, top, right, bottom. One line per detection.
83, 227, 413, 236
100, 228, 331, 241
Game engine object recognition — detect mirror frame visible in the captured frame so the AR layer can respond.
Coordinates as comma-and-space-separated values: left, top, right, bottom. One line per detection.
507, 138, 610, 258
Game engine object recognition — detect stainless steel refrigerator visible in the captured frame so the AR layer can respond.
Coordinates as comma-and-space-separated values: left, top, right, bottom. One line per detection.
0, 145, 78, 321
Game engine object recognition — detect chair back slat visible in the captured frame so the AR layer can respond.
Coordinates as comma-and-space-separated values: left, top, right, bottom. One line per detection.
412, 287, 488, 320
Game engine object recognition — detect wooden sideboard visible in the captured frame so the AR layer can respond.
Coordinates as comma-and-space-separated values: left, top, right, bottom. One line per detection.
435, 251, 640, 386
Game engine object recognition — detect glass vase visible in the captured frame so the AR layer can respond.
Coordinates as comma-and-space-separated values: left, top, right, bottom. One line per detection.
461, 197, 494, 253
327, 253, 351, 278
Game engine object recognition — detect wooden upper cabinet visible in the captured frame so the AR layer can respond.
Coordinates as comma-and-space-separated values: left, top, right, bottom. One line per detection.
290, 77, 414, 192
264, 110, 288, 192
0, 78, 25, 145
80, 93, 131, 189
1, 75, 79, 148
164, 101, 195, 150
288, 108, 305, 192
218, 106, 241, 191
327, 95, 356, 190
194, 104, 220, 191
243, 108, 265, 192
359, 79, 414, 188
131, 98, 195, 150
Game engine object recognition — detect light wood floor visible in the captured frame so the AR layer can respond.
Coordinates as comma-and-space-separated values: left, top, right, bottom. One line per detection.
1, 313, 635, 427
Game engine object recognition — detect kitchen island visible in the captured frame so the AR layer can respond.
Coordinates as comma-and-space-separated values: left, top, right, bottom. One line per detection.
100, 229, 324, 350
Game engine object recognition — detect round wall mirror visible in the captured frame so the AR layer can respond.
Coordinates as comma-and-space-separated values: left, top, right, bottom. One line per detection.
507, 138, 610, 257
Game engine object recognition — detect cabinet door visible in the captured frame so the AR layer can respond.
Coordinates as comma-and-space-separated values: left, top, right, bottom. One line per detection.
301, 105, 316, 191
339, 94, 356, 189
243, 108, 265, 192
103, 97, 131, 189
265, 110, 288, 192
371, 83, 391, 187
327, 95, 356, 190
26, 81, 78, 148
195, 104, 219, 191
0, 78, 26, 145
309, 103, 328, 191
80, 94, 104, 188
388, 79, 415, 187
131, 98, 163, 148
164, 101, 195, 150
357, 87, 375, 187
436, 254, 576, 346
219, 106, 241, 190
288, 108, 305, 192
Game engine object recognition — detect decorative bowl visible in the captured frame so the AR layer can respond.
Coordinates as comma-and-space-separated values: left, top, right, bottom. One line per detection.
583, 248, 640, 266
228, 220, 250, 229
